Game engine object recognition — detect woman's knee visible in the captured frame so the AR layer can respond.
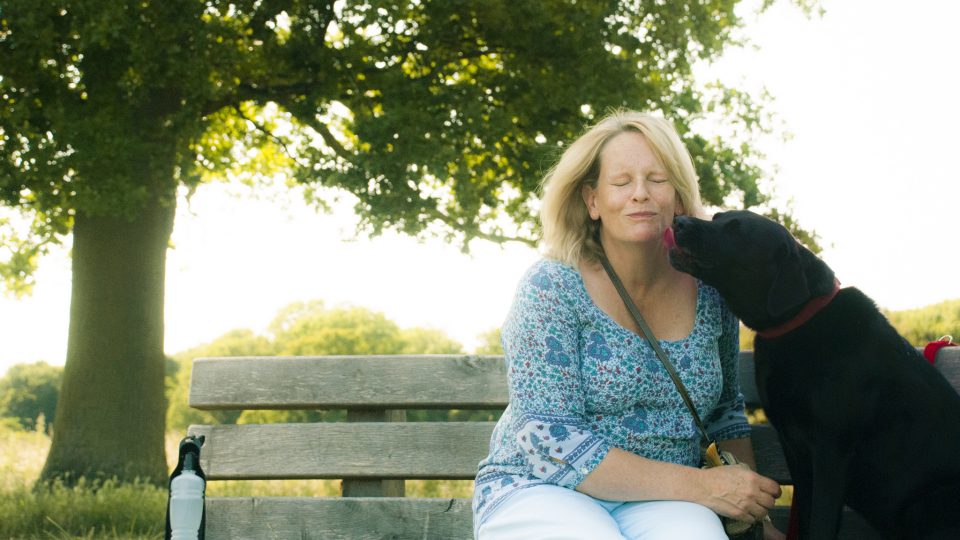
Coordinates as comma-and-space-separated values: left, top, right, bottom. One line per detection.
612, 500, 726, 540
476, 485, 625, 540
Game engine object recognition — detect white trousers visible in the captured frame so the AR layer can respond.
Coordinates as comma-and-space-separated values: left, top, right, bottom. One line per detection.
476, 484, 726, 540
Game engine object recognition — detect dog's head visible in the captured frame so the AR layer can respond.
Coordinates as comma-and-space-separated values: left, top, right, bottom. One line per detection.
667, 210, 835, 331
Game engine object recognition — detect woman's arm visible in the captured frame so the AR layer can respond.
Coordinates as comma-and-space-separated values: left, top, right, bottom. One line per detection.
503, 262, 611, 488
576, 446, 780, 523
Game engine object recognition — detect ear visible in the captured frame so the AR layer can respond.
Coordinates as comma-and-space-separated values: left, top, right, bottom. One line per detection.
766, 243, 810, 318
582, 183, 600, 220
675, 196, 685, 217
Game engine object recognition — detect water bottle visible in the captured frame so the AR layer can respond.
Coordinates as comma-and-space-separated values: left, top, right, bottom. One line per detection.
165, 435, 206, 540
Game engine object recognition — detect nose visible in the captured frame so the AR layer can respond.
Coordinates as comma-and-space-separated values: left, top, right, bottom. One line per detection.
672, 215, 693, 232
631, 179, 650, 201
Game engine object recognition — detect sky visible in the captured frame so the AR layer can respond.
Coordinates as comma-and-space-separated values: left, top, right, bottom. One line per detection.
1, 0, 959, 376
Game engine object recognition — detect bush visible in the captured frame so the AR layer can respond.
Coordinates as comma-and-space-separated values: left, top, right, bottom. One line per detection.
0, 362, 63, 434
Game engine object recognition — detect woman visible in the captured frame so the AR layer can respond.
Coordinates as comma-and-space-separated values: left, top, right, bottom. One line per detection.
473, 110, 784, 540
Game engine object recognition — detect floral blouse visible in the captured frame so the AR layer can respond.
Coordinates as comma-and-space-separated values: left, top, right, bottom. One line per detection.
472, 259, 750, 534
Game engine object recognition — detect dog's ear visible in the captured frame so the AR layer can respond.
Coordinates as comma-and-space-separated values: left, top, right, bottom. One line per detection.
767, 243, 810, 318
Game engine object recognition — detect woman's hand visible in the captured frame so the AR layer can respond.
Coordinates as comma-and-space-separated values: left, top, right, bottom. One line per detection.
695, 463, 781, 523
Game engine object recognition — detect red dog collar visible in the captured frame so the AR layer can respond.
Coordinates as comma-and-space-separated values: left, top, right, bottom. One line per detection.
757, 279, 841, 339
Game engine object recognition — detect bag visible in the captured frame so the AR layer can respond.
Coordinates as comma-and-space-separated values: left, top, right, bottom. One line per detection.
600, 255, 765, 540
702, 442, 764, 540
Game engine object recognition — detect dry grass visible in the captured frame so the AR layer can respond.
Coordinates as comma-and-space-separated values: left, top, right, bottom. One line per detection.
0, 428, 47, 492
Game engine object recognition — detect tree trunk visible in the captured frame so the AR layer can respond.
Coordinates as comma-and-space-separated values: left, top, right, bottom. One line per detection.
40, 188, 176, 486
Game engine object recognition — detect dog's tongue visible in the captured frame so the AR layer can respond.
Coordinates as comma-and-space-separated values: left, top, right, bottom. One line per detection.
663, 227, 676, 249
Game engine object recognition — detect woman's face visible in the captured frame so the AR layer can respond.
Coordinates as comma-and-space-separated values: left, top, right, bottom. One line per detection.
582, 131, 682, 247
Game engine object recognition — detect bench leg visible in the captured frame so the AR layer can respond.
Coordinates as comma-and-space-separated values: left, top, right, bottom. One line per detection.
341, 409, 407, 497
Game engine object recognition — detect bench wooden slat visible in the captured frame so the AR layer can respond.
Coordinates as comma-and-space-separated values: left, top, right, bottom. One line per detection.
188, 422, 793, 483
205, 497, 473, 540
189, 355, 508, 410
936, 345, 960, 389
202, 497, 882, 540
749, 424, 791, 484
190, 349, 960, 411
188, 422, 497, 480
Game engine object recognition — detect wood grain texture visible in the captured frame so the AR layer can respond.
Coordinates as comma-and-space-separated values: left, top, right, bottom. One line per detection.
934, 345, 960, 389
189, 355, 508, 410
187, 422, 496, 480
341, 409, 406, 496
203, 497, 474, 540
187, 422, 793, 483
749, 424, 791, 483
189, 350, 958, 411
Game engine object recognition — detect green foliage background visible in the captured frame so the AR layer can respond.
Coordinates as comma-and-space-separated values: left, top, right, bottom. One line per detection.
883, 300, 960, 347
3, 296, 957, 435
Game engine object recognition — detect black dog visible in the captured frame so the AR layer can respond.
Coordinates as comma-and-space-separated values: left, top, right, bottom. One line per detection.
667, 210, 960, 540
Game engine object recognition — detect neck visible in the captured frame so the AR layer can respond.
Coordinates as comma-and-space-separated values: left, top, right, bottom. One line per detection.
600, 237, 674, 293
757, 279, 842, 339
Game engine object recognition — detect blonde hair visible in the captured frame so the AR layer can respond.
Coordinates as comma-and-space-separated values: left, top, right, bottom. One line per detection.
540, 110, 704, 265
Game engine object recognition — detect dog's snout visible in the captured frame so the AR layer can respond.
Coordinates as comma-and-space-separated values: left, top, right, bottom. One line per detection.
672, 215, 693, 232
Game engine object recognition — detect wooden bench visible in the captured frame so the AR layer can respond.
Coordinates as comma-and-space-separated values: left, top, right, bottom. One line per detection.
186, 347, 960, 539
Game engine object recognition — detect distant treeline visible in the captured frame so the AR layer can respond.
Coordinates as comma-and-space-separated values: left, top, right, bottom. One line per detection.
739, 298, 959, 351
882, 299, 960, 346
3, 298, 957, 434
2, 300, 503, 434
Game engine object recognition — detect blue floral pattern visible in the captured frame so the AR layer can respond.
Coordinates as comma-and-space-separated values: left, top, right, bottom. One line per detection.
473, 259, 750, 535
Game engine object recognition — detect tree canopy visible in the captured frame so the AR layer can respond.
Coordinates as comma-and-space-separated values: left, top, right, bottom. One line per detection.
1, 0, 813, 282
1, 0, 815, 484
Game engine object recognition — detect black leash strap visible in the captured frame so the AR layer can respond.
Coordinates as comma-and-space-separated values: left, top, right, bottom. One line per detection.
598, 254, 717, 450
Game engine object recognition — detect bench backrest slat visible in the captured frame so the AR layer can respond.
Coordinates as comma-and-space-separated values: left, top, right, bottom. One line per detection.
187, 421, 798, 484
188, 347, 960, 486
188, 422, 496, 480
191, 348, 960, 410
189, 355, 508, 410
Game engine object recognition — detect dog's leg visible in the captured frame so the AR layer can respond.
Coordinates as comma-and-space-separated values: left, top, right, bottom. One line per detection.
792, 481, 814, 540
775, 428, 819, 540
807, 444, 849, 540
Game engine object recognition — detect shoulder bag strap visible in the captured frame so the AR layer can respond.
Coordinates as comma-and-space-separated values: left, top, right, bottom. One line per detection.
598, 254, 722, 457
